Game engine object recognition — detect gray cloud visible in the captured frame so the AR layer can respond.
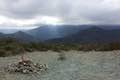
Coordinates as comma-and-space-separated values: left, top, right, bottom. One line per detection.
0, 0, 120, 27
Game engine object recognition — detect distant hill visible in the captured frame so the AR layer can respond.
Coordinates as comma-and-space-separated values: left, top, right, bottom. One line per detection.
0, 25, 90, 42
0, 31, 37, 42
1, 25, 120, 43
27, 25, 91, 41
47, 27, 120, 43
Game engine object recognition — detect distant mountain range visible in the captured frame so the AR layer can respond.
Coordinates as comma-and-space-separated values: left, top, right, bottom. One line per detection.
26, 25, 91, 41
1, 25, 120, 43
47, 27, 120, 43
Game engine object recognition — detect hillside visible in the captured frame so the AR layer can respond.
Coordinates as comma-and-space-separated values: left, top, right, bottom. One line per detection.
47, 27, 120, 43
1, 25, 120, 43
27, 25, 90, 41
0, 31, 37, 42
6, 31, 38, 42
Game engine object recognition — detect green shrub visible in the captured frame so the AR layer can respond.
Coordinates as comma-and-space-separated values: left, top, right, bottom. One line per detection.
0, 49, 7, 57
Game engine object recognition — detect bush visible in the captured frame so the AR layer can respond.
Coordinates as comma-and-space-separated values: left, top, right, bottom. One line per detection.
57, 53, 66, 61
0, 49, 7, 57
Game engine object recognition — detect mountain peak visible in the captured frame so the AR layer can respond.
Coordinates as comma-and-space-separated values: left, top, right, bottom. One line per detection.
14, 31, 25, 34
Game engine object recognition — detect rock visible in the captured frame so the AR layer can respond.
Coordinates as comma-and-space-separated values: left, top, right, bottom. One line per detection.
5, 60, 48, 74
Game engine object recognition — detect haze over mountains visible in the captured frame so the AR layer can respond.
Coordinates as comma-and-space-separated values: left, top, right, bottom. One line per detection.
1, 25, 120, 43
27, 25, 91, 41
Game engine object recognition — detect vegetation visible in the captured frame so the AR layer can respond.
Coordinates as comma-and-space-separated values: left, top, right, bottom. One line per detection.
1, 38, 120, 57
0, 38, 24, 57
57, 53, 66, 61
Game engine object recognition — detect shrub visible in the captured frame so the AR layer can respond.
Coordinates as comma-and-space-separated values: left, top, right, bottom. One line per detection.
57, 53, 66, 61
0, 49, 7, 57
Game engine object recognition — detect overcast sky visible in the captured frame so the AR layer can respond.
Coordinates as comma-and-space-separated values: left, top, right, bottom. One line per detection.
0, 0, 120, 29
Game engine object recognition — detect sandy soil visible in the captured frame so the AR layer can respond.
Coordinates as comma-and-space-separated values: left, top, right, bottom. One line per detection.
0, 50, 120, 80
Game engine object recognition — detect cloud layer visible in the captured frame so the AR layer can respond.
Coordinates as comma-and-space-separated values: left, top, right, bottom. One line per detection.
0, 0, 120, 29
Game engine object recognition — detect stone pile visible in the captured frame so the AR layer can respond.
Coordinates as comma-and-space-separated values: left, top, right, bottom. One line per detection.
5, 60, 48, 74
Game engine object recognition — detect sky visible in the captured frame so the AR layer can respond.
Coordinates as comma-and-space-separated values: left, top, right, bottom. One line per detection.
0, 0, 120, 29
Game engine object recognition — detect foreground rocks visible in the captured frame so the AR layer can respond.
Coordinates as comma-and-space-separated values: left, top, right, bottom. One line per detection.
5, 60, 48, 74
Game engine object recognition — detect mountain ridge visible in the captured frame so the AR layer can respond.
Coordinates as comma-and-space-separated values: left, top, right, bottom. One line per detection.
47, 27, 120, 43
1, 25, 120, 43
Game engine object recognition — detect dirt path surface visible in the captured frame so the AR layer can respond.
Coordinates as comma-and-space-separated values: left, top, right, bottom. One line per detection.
0, 50, 120, 80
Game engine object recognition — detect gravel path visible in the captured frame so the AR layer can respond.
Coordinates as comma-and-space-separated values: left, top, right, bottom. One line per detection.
0, 50, 120, 80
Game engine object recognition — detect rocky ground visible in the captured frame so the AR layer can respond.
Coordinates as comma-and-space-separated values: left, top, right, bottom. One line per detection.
0, 50, 120, 80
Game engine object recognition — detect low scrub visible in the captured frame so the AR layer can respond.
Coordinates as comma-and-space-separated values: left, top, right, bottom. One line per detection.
1, 38, 120, 57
